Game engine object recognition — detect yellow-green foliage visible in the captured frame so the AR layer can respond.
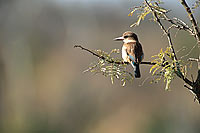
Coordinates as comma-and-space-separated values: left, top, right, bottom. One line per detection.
83, 49, 133, 86
128, 0, 188, 90
84, 0, 191, 88
129, 0, 169, 27
150, 47, 183, 90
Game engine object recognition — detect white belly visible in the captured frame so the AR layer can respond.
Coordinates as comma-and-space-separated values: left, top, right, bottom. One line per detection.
122, 46, 128, 62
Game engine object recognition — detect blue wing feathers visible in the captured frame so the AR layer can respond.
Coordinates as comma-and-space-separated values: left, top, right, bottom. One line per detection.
129, 55, 134, 61
130, 61, 141, 78
129, 54, 141, 78
129, 55, 136, 65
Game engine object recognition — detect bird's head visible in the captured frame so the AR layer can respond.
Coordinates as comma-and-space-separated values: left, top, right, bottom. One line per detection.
114, 31, 139, 43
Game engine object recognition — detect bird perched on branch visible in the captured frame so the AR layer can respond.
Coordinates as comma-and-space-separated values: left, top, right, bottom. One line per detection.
114, 31, 144, 78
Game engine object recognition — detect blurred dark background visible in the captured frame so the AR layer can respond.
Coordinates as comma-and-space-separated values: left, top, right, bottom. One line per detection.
0, 0, 200, 133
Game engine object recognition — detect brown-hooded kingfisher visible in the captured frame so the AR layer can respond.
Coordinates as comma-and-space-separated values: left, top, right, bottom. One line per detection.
114, 31, 144, 78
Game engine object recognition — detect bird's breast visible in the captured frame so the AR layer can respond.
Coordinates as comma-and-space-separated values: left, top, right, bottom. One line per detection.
122, 45, 129, 62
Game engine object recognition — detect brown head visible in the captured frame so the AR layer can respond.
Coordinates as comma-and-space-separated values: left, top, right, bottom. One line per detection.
114, 31, 139, 42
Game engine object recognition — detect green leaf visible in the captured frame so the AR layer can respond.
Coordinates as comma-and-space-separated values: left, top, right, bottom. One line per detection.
111, 75, 114, 84
128, 9, 136, 16
130, 16, 142, 27
122, 81, 126, 87
130, 6, 151, 27
165, 78, 171, 90
150, 64, 158, 73
152, 66, 161, 75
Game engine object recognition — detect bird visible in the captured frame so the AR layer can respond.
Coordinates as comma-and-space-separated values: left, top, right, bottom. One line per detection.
114, 31, 144, 78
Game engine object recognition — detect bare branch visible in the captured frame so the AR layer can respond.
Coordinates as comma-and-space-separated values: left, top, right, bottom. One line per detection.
184, 83, 194, 91
139, 76, 151, 86
180, 42, 198, 59
174, 71, 193, 87
162, 14, 194, 35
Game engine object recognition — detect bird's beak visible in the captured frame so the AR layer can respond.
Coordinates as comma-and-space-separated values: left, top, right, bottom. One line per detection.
113, 36, 124, 41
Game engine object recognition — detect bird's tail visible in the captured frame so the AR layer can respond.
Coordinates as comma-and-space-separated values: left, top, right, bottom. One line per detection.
131, 62, 141, 78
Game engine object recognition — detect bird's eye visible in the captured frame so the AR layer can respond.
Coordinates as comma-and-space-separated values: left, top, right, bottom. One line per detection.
124, 36, 128, 38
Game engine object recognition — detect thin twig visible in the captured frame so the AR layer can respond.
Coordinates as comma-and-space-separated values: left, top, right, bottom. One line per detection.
150, 4, 194, 35
174, 28, 181, 38
74, 44, 194, 88
174, 71, 193, 87
184, 83, 194, 92
144, 0, 178, 61
162, 15, 194, 35
145, 0, 195, 91
74, 45, 156, 65
74, 45, 125, 64
139, 76, 151, 86
179, 0, 200, 43
191, 74, 194, 83
176, 46, 187, 53
180, 42, 198, 59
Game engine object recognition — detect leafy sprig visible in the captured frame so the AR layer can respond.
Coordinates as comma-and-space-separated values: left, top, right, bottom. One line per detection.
83, 49, 133, 86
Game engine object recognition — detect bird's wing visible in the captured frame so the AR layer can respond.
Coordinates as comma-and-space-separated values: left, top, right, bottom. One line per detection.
135, 42, 144, 63
126, 42, 144, 63
126, 42, 136, 62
